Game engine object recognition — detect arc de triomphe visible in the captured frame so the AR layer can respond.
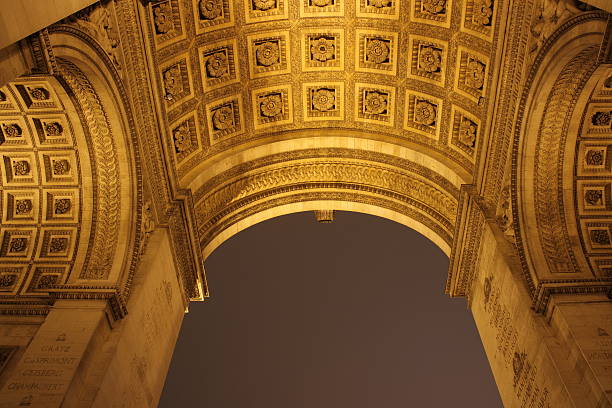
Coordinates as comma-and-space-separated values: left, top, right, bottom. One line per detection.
0, 0, 611, 406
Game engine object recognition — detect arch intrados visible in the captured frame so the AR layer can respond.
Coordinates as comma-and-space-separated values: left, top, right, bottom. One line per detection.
183, 130, 470, 193
203, 203, 453, 260
514, 15, 607, 286
49, 29, 142, 287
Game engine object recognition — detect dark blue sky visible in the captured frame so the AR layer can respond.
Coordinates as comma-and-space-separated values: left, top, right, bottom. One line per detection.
160, 211, 501, 407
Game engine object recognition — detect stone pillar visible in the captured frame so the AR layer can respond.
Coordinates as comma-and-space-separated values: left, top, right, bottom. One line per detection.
0, 228, 186, 408
547, 295, 612, 407
467, 224, 612, 408
0, 300, 108, 408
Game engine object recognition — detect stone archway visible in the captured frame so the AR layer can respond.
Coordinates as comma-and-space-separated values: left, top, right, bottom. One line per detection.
0, 0, 610, 407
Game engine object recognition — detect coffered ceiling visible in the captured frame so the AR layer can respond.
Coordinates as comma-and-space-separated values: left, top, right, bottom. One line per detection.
143, 0, 504, 182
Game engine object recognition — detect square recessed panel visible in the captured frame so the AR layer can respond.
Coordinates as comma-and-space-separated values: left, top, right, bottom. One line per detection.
450, 105, 480, 159
10, 82, 61, 111
0, 228, 37, 260
461, 0, 496, 41
303, 82, 345, 122
577, 181, 612, 215
159, 55, 193, 108
251, 85, 293, 130
302, 29, 344, 72
0, 116, 33, 149
169, 114, 202, 164
247, 32, 291, 79
2, 190, 39, 224
356, 0, 399, 19
355, 83, 395, 127
300, 0, 344, 17
578, 142, 612, 176
0, 265, 28, 295
193, 0, 235, 33
583, 103, 612, 138
244, 0, 288, 23
455, 47, 489, 102
404, 90, 442, 140
355, 30, 398, 76
199, 39, 240, 92
1, 152, 38, 185
150, 0, 187, 48
407, 35, 448, 87
410, 0, 453, 28
205, 95, 245, 144
28, 114, 73, 147
43, 190, 80, 224
582, 221, 612, 253
36, 228, 77, 261
38, 151, 78, 186
0, 87, 18, 112
22, 265, 68, 295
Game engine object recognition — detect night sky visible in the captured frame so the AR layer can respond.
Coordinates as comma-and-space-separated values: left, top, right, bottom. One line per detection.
159, 211, 502, 407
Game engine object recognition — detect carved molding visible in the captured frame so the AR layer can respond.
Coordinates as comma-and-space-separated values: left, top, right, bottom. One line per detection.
57, 59, 121, 280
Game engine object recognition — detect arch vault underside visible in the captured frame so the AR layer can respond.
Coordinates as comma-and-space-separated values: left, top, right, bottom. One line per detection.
0, 0, 611, 406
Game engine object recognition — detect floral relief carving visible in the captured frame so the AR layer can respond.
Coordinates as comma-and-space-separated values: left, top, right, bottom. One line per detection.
162, 66, 183, 100
0, 274, 16, 288
13, 160, 30, 176
422, 0, 446, 14
465, 59, 486, 90
2, 124, 22, 138
255, 41, 280, 67
54, 199, 72, 215
365, 39, 390, 64
259, 93, 283, 117
586, 149, 605, 166
311, 37, 335, 62
253, 0, 276, 10
173, 123, 191, 153
49, 237, 68, 253
590, 229, 611, 246
368, 0, 391, 7
204, 51, 229, 80
153, 2, 174, 33
585, 190, 603, 206
15, 200, 33, 215
44, 122, 63, 136
52, 159, 71, 176
9, 238, 27, 253
472, 0, 493, 26
592, 111, 611, 127
310, 0, 333, 7
458, 118, 477, 148
414, 100, 437, 126
212, 106, 235, 130
199, 0, 223, 19
364, 91, 388, 115
418, 46, 442, 73
312, 89, 336, 112
37, 274, 58, 289
28, 87, 49, 101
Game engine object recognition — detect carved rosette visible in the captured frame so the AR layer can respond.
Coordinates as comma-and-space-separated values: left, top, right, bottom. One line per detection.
311, 38, 335, 62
